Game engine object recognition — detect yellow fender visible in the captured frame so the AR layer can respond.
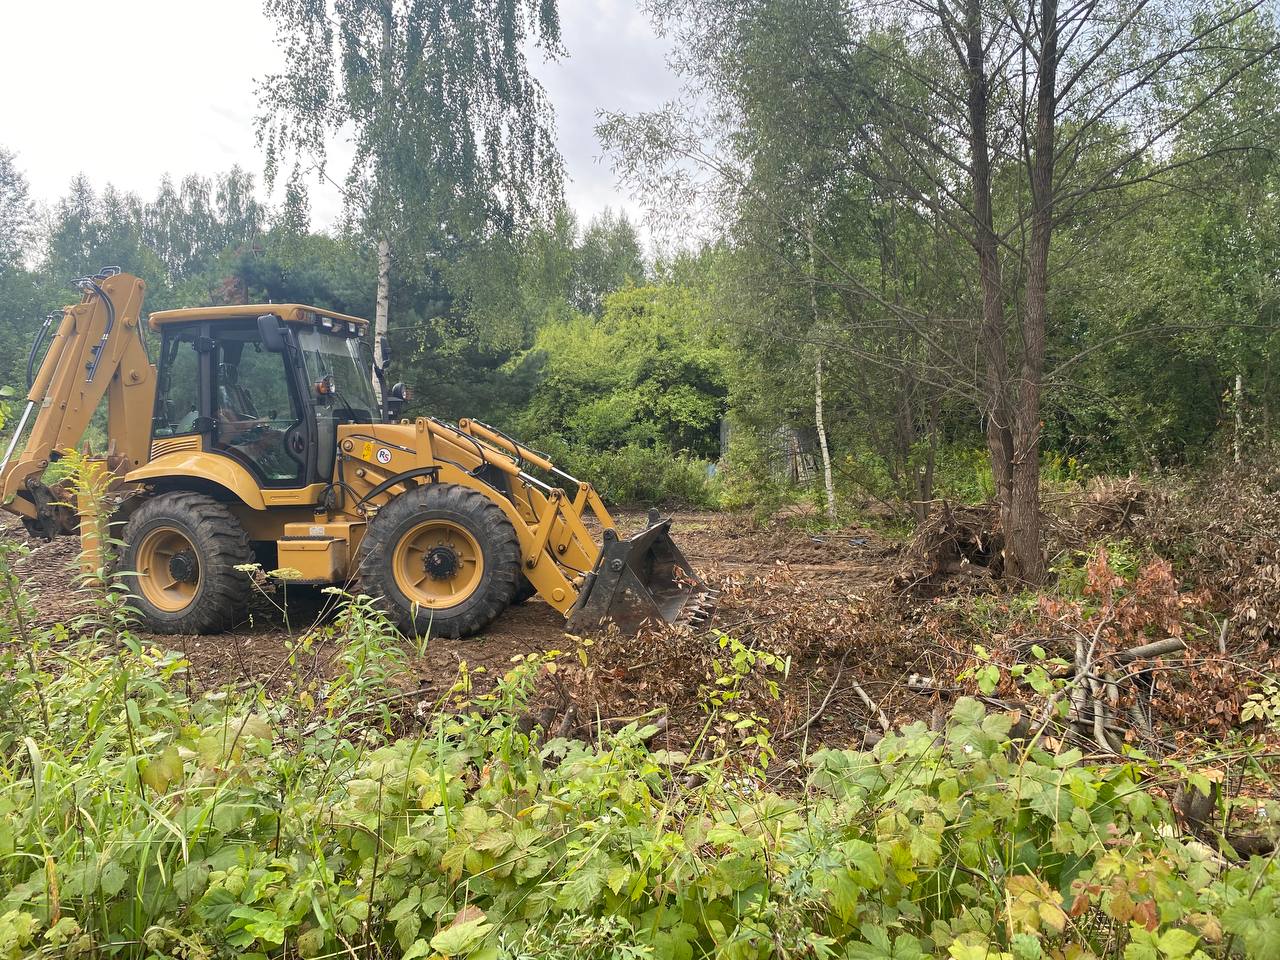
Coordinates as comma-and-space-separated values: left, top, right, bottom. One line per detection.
124, 451, 267, 509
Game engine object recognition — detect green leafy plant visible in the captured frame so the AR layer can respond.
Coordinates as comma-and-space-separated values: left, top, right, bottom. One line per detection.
962, 642, 1070, 699
1241, 676, 1280, 727
0, 533, 1278, 959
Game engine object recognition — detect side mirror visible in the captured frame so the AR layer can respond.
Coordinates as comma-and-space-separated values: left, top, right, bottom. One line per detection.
378, 334, 391, 369
257, 314, 286, 352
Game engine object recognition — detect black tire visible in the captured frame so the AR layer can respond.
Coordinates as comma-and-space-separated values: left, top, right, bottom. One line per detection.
510, 574, 538, 605
359, 483, 522, 639
121, 491, 252, 634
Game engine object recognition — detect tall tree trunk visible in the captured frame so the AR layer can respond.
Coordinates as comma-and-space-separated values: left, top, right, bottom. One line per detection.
374, 237, 390, 400
808, 228, 838, 526
964, 0, 1015, 532
815, 356, 838, 526
1262, 360, 1270, 440
1007, 0, 1060, 583
917, 400, 939, 521
895, 361, 924, 521
1234, 371, 1244, 463
372, 2, 394, 403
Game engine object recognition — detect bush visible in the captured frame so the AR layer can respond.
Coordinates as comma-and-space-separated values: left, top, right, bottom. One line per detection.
516, 283, 729, 461
534, 435, 717, 508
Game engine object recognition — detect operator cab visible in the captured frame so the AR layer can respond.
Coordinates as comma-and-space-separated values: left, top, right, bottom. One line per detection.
147, 305, 383, 487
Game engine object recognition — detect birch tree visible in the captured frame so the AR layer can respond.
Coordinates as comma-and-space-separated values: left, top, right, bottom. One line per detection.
257, 0, 564, 393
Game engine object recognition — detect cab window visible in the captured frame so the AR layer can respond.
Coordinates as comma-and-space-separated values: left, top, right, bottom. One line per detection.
152, 329, 201, 437
297, 327, 379, 476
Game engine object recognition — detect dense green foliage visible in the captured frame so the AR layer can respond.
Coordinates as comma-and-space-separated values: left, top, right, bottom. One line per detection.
1, 551, 1278, 960
519, 279, 728, 459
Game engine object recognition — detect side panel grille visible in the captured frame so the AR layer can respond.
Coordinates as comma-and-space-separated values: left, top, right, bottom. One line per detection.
149, 435, 200, 459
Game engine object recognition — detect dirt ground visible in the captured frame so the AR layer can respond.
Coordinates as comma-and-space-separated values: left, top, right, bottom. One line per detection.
8, 479, 1278, 850
4, 509, 916, 758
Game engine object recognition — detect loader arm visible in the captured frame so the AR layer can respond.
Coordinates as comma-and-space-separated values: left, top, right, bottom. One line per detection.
339, 414, 717, 632
0, 271, 154, 536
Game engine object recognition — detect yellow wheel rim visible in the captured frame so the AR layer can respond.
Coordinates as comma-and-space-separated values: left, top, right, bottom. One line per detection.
392, 519, 484, 609
135, 526, 201, 613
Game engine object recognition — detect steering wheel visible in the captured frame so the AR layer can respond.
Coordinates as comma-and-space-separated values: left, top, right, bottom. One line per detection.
238, 422, 269, 442
283, 422, 308, 468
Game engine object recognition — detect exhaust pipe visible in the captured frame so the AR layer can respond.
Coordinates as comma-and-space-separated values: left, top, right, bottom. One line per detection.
567, 514, 718, 634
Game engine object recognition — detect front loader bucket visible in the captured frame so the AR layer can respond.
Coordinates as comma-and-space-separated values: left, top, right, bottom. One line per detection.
567, 516, 718, 634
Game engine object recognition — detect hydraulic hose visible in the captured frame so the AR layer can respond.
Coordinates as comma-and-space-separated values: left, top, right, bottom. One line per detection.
25, 313, 58, 391
78, 276, 116, 383
429, 415, 490, 466
474, 418, 534, 464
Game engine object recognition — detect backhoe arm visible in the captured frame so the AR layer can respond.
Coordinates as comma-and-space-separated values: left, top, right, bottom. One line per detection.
0, 271, 155, 536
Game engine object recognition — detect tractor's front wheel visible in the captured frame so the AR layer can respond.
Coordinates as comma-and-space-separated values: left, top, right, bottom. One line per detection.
121, 492, 252, 634
509, 574, 538, 605
359, 483, 521, 638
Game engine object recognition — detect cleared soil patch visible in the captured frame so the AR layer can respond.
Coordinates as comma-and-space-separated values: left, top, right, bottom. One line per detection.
5, 510, 913, 758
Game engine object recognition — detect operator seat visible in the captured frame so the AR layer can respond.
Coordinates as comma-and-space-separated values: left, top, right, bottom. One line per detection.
218, 362, 258, 420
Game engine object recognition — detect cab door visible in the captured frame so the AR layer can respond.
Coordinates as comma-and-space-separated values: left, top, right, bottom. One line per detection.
207, 321, 310, 487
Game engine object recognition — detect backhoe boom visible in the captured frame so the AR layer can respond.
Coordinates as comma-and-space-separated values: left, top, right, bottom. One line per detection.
0, 271, 154, 537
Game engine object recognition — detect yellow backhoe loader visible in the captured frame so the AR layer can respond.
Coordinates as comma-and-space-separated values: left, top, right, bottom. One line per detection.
0, 270, 716, 637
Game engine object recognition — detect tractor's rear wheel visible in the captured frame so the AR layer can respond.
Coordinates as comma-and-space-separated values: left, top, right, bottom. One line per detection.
359, 483, 521, 638
121, 492, 252, 634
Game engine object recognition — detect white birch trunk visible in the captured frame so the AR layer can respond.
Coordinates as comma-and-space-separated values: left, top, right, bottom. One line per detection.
815, 355, 838, 526
374, 237, 390, 401
372, 6, 393, 404
1235, 371, 1244, 464
808, 228, 838, 526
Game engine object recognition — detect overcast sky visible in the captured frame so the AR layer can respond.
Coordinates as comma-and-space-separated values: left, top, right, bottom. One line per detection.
2, 0, 680, 240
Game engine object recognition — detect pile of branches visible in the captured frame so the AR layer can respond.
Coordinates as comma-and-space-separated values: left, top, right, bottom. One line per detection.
1050, 626, 1272, 858
898, 476, 1150, 593
1004, 632, 1273, 859
1139, 456, 1280, 650
905, 543, 1278, 857
1078, 475, 1147, 534
1057, 632, 1187, 756
1045, 475, 1148, 549
899, 501, 1005, 592
541, 567, 923, 764
942, 545, 1254, 739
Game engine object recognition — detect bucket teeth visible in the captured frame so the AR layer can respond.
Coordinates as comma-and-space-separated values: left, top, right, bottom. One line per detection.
564, 516, 714, 634
677, 589, 719, 631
